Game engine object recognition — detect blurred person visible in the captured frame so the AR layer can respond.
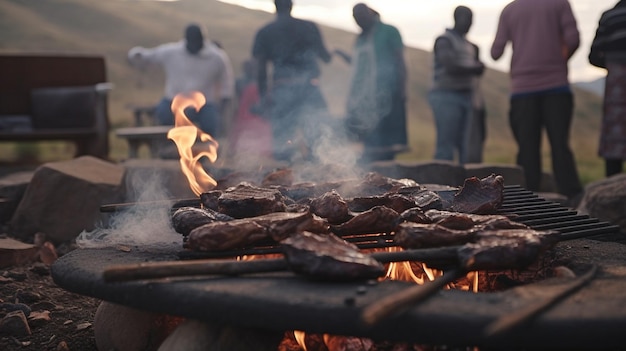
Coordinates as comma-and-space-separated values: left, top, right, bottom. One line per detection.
428, 5, 485, 165
128, 23, 234, 136
340, 3, 408, 164
467, 41, 487, 164
491, 0, 583, 201
228, 59, 273, 159
589, 0, 626, 177
252, 0, 333, 163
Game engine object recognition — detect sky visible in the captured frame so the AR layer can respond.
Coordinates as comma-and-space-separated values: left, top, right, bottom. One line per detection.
217, 0, 615, 83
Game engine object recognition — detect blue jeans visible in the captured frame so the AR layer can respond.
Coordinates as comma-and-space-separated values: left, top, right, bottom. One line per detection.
428, 90, 472, 164
155, 97, 219, 136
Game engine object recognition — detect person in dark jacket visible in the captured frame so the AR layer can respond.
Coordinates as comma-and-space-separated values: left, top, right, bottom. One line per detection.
589, 0, 626, 177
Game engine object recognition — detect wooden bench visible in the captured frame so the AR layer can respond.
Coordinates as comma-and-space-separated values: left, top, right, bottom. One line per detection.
115, 126, 173, 158
0, 55, 111, 159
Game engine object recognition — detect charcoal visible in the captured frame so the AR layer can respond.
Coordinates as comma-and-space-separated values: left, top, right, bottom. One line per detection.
281, 231, 386, 280
450, 174, 504, 214
218, 183, 287, 218
171, 206, 233, 236
394, 222, 478, 249
330, 206, 400, 236
309, 190, 352, 224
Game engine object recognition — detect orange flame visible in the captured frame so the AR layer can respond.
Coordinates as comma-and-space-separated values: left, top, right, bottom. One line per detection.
167, 92, 219, 196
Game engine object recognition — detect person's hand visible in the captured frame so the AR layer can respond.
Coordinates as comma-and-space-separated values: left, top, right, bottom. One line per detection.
333, 49, 351, 64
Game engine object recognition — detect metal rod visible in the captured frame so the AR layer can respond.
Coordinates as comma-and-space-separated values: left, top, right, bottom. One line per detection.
100, 198, 200, 213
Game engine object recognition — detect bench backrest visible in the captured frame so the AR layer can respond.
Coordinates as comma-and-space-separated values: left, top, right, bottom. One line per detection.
0, 55, 107, 116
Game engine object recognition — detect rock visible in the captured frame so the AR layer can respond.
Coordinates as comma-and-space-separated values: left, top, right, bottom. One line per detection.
27, 310, 51, 327
9, 156, 125, 243
157, 319, 219, 351
577, 174, 626, 234
0, 171, 33, 224
0, 302, 31, 317
0, 238, 37, 269
94, 302, 183, 351
0, 310, 31, 336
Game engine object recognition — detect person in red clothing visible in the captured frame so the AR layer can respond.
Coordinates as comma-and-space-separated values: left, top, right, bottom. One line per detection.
228, 59, 272, 160
491, 0, 583, 202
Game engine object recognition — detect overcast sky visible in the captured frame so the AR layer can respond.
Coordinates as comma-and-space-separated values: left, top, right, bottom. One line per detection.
217, 0, 615, 82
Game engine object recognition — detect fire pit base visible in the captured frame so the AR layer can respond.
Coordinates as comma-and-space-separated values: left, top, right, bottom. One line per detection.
52, 238, 626, 350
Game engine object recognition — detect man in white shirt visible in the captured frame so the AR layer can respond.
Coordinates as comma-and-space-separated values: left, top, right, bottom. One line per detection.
128, 23, 234, 136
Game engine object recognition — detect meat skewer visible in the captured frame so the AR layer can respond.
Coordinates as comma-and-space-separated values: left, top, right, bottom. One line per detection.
101, 246, 460, 282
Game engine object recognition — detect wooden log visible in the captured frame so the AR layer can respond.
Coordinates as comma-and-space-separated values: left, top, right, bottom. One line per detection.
102, 246, 460, 282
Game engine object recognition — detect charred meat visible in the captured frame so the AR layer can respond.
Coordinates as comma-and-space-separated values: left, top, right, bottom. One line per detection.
348, 193, 418, 213
394, 222, 478, 249
309, 190, 352, 224
330, 206, 400, 236
281, 231, 386, 280
171, 206, 233, 236
217, 183, 287, 218
450, 174, 504, 214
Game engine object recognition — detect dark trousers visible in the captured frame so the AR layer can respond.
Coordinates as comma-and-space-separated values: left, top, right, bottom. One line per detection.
509, 91, 582, 197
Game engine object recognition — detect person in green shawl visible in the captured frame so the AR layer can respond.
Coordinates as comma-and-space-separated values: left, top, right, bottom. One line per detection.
340, 3, 408, 163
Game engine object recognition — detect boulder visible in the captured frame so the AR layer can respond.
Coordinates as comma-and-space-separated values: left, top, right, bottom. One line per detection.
577, 174, 626, 234
9, 156, 124, 243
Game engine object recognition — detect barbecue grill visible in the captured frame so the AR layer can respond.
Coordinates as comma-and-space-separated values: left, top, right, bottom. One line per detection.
51, 185, 626, 350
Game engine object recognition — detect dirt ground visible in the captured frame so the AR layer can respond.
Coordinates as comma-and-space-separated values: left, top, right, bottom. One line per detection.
0, 261, 100, 351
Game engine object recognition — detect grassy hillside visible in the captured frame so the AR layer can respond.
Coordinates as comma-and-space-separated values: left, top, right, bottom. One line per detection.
0, 0, 605, 184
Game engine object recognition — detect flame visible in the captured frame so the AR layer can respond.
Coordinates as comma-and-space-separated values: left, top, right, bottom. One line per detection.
294, 330, 307, 351
167, 92, 219, 196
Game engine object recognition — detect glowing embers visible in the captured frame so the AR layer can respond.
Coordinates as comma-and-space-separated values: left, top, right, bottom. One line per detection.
168, 91, 219, 196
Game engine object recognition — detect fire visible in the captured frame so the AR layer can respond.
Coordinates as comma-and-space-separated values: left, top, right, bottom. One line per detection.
167, 91, 219, 196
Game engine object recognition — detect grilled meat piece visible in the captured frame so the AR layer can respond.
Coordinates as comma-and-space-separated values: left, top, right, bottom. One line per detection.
450, 174, 504, 214
399, 207, 432, 224
262, 168, 294, 187
336, 172, 418, 198
218, 183, 287, 218
199, 190, 222, 211
397, 187, 444, 211
186, 211, 329, 251
425, 210, 527, 230
310, 190, 352, 224
330, 206, 400, 236
281, 231, 386, 280
187, 220, 268, 251
458, 229, 560, 271
394, 222, 478, 249
171, 206, 233, 236
348, 193, 417, 213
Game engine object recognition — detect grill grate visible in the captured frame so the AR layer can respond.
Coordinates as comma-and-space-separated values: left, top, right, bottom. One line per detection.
179, 185, 621, 260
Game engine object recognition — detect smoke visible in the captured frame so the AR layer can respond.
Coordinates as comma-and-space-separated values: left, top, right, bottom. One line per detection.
76, 171, 182, 250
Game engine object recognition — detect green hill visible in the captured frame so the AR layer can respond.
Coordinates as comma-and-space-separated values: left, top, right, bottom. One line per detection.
0, 0, 605, 184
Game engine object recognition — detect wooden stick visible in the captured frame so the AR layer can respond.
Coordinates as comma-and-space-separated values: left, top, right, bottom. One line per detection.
100, 198, 200, 213
102, 246, 460, 282
361, 268, 466, 326
483, 264, 597, 339
103, 258, 289, 282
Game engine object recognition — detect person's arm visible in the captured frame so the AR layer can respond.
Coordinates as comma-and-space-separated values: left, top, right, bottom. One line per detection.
388, 26, 407, 98
216, 50, 235, 117
560, 0, 580, 59
435, 37, 484, 75
333, 49, 352, 64
472, 43, 485, 78
310, 22, 332, 63
490, 10, 509, 60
